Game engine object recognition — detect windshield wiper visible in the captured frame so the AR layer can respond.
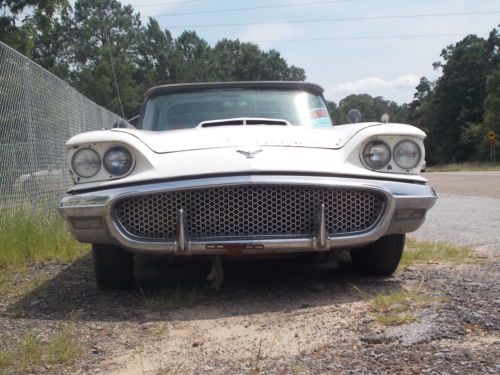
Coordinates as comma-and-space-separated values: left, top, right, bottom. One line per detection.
198, 117, 291, 128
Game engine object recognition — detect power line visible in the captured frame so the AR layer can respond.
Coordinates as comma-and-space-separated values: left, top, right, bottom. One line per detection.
155, 0, 355, 17
135, 0, 203, 8
251, 33, 468, 43
163, 10, 500, 29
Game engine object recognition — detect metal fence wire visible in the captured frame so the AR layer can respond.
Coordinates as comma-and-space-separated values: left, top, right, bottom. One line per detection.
0, 41, 123, 226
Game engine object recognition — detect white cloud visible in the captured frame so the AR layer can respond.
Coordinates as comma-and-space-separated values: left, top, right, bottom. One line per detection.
324, 75, 421, 103
239, 23, 299, 47
328, 75, 420, 94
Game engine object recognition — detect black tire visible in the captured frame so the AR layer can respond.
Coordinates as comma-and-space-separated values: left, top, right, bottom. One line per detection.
350, 234, 405, 276
92, 244, 134, 289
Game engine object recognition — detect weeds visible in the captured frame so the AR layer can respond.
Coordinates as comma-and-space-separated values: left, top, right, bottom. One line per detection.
0, 211, 88, 295
402, 238, 479, 268
351, 281, 445, 326
0, 326, 82, 373
254, 337, 263, 373
0, 211, 88, 268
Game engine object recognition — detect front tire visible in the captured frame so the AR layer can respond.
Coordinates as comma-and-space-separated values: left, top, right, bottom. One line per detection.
350, 234, 405, 276
92, 244, 134, 289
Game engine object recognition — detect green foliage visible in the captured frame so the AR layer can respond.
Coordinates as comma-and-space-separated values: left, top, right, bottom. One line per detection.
410, 28, 499, 164
1, 0, 498, 166
2, 0, 308, 118
0, 0, 69, 56
0, 211, 88, 268
327, 94, 409, 124
0, 327, 82, 373
459, 123, 491, 161
401, 238, 479, 268
483, 67, 500, 137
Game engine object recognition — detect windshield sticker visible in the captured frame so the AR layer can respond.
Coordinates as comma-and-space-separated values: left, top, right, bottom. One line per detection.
310, 108, 332, 128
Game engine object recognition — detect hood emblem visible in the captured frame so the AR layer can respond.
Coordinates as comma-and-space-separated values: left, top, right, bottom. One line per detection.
236, 150, 263, 159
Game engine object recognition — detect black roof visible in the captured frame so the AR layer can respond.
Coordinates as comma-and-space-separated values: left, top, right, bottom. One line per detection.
144, 81, 325, 99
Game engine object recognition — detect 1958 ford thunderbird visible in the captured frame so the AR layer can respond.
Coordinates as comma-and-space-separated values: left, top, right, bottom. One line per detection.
59, 81, 437, 288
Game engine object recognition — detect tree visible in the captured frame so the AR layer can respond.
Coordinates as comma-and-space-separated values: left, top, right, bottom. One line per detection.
2, 0, 308, 118
407, 77, 433, 132
70, 0, 143, 117
31, 10, 72, 80
211, 39, 263, 81
0, 0, 69, 56
482, 29, 500, 135
172, 30, 212, 82
328, 94, 407, 124
135, 18, 175, 88
426, 34, 492, 163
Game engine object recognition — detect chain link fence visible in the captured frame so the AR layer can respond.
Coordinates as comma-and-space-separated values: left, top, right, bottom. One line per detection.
0, 41, 123, 226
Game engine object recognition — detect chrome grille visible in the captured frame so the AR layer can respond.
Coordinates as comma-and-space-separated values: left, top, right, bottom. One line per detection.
114, 185, 385, 241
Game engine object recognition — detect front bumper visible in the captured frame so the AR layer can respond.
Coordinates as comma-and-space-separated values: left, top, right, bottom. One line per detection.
59, 175, 437, 255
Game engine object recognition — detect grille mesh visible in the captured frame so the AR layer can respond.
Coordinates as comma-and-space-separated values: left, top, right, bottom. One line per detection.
114, 185, 385, 241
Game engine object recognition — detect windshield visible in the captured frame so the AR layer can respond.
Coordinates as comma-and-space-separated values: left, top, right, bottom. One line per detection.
139, 89, 333, 131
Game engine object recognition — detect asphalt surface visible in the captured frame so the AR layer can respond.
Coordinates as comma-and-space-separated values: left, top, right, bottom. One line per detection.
411, 172, 500, 253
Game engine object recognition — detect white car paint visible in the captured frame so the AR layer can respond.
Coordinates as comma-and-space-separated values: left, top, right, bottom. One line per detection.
65, 122, 427, 191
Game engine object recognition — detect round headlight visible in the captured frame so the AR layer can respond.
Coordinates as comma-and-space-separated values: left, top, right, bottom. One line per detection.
394, 140, 421, 169
72, 148, 101, 178
103, 146, 133, 176
362, 140, 391, 169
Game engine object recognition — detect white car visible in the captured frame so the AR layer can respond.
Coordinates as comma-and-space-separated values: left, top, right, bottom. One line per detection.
59, 82, 437, 288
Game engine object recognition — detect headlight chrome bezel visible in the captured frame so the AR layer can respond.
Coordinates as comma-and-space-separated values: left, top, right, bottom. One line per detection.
71, 148, 101, 178
360, 136, 424, 173
70, 144, 135, 182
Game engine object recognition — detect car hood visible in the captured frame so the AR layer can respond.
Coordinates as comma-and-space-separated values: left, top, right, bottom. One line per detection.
112, 123, 383, 153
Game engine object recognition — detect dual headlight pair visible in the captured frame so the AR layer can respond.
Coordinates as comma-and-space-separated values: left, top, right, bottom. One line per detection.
71, 146, 133, 178
362, 140, 421, 170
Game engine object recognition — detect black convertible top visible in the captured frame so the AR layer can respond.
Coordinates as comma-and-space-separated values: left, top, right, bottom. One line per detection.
144, 81, 325, 99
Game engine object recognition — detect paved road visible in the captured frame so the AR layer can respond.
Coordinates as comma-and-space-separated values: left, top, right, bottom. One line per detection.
411, 172, 500, 253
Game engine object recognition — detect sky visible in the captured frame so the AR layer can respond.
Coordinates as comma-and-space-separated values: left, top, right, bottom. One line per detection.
76, 0, 499, 104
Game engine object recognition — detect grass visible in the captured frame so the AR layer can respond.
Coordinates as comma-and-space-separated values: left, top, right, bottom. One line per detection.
372, 286, 444, 326
351, 279, 446, 327
0, 326, 82, 373
358, 238, 479, 325
401, 237, 480, 268
426, 162, 500, 172
0, 211, 88, 268
0, 210, 88, 300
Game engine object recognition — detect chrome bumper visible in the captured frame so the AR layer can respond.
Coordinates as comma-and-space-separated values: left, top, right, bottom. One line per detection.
59, 175, 437, 255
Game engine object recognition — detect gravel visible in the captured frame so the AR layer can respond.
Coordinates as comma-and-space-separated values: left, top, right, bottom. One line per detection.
1, 172, 499, 374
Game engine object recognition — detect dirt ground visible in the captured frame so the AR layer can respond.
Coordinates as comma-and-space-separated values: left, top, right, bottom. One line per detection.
1, 172, 499, 374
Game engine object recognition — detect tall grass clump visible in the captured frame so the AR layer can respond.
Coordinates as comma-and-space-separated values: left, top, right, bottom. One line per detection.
0, 210, 88, 268
401, 237, 479, 268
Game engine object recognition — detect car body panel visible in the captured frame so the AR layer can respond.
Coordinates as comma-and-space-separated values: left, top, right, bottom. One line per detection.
59, 81, 436, 256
